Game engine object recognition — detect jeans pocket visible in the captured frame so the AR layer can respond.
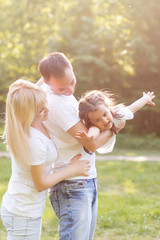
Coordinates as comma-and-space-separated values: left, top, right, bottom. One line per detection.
61, 179, 89, 197
48, 187, 60, 219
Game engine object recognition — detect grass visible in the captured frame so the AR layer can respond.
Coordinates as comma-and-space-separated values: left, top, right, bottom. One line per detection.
1, 154, 160, 240
96, 160, 160, 240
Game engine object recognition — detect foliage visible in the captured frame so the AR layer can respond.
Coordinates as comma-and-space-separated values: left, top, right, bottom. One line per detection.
1, 156, 160, 239
115, 133, 160, 151
0, 0, 160, 134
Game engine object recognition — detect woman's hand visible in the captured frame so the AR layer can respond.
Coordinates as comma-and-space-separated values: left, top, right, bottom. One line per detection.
69, 154, 91, 176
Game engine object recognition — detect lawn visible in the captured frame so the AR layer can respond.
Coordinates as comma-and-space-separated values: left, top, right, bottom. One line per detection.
1, 153, 160, 240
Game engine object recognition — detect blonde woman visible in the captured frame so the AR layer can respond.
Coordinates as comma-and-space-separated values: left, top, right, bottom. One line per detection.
0, 79, 90, 240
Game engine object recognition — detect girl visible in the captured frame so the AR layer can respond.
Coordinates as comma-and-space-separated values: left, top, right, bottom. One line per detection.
76, 90, 155, 154
0, 79, 90, 240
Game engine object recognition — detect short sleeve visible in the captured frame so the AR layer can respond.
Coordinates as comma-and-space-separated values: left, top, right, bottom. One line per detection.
29, 138, 47, 166
96, 135, 116, 154
88, 126, 100, 139
116, 107, 134, 120
48, 95, 80, 132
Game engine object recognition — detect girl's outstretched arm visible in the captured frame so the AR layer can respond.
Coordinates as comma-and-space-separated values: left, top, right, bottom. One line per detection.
128, 91, 155, 114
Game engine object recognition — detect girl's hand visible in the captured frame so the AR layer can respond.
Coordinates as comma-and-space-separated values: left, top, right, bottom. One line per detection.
143, 92, 155, 106
69, 154, 91, 176
75, 130, 94, 142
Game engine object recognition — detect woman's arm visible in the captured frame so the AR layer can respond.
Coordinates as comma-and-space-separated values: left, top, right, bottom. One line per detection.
30, 155, 90, 192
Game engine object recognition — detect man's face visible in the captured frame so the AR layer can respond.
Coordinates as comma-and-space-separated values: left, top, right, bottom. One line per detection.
46, 68, 76, 96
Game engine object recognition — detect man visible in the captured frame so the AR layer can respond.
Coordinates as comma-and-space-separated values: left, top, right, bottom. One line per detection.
38, 52, 116, 240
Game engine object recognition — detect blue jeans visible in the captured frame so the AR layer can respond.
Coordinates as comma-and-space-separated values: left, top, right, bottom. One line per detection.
48, 178, 98, 240
0, 203, 42, 240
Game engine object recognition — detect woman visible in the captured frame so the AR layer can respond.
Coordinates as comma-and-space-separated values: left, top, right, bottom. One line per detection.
0, 79, 90, 240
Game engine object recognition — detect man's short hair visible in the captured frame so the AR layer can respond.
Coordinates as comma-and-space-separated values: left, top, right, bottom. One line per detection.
38, 52, 72, 81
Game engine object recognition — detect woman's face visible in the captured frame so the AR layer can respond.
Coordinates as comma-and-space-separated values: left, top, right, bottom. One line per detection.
88, 104, 113, 130
34, 103, 49, 123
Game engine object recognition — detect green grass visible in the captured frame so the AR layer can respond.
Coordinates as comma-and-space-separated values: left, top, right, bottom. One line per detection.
96, 160, 160, 240
1, 155, 160, 240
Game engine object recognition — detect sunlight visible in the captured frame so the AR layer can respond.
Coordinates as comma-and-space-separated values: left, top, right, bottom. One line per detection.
116, 15, 123, 24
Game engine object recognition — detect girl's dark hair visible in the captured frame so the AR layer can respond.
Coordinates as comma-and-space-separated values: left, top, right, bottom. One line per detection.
78, 90, 124, 134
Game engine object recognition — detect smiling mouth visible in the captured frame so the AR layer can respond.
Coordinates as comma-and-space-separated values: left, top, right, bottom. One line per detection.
104, 121, 112, 127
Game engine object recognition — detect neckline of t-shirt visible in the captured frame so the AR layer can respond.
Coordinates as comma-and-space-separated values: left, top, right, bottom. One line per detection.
30, 127, 52, 141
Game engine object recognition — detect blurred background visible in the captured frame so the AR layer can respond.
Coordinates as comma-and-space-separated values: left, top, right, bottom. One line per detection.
0, 0, 160, 136
1, 2, 160, 239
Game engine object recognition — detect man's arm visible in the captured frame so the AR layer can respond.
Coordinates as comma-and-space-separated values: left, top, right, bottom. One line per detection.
128, 92, 155, 114
67, 120, 114, 152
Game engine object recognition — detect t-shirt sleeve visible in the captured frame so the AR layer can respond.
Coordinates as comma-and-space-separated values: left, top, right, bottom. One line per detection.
29, 138, 47, 166
116, 106, 134, 120
96, 135, 116, 154
48, 95, 80, 132
88, 126, 100, 139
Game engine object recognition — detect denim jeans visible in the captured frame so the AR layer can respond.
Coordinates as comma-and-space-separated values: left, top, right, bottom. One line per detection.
49, 178, 98, 240
0, 203, 42, 240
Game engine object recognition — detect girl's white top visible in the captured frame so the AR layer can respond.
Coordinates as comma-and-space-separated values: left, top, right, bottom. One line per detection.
2, 127, 57, 218
97, 107, 134, 154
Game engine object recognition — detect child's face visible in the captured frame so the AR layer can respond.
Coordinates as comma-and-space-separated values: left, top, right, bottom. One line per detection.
88, 104, 113, 130
47, 68, 76, 96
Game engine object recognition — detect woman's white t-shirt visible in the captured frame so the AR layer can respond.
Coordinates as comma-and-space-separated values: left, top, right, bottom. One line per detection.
2, 127, 57, 218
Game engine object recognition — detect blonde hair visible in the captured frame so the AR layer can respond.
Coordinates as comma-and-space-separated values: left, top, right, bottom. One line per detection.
78, 90, 124, 134
3, 79, 46, 167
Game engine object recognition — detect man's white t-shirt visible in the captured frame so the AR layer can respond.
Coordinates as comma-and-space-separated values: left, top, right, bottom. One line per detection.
41, 83, 97, 180
2, 127, 57, 218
